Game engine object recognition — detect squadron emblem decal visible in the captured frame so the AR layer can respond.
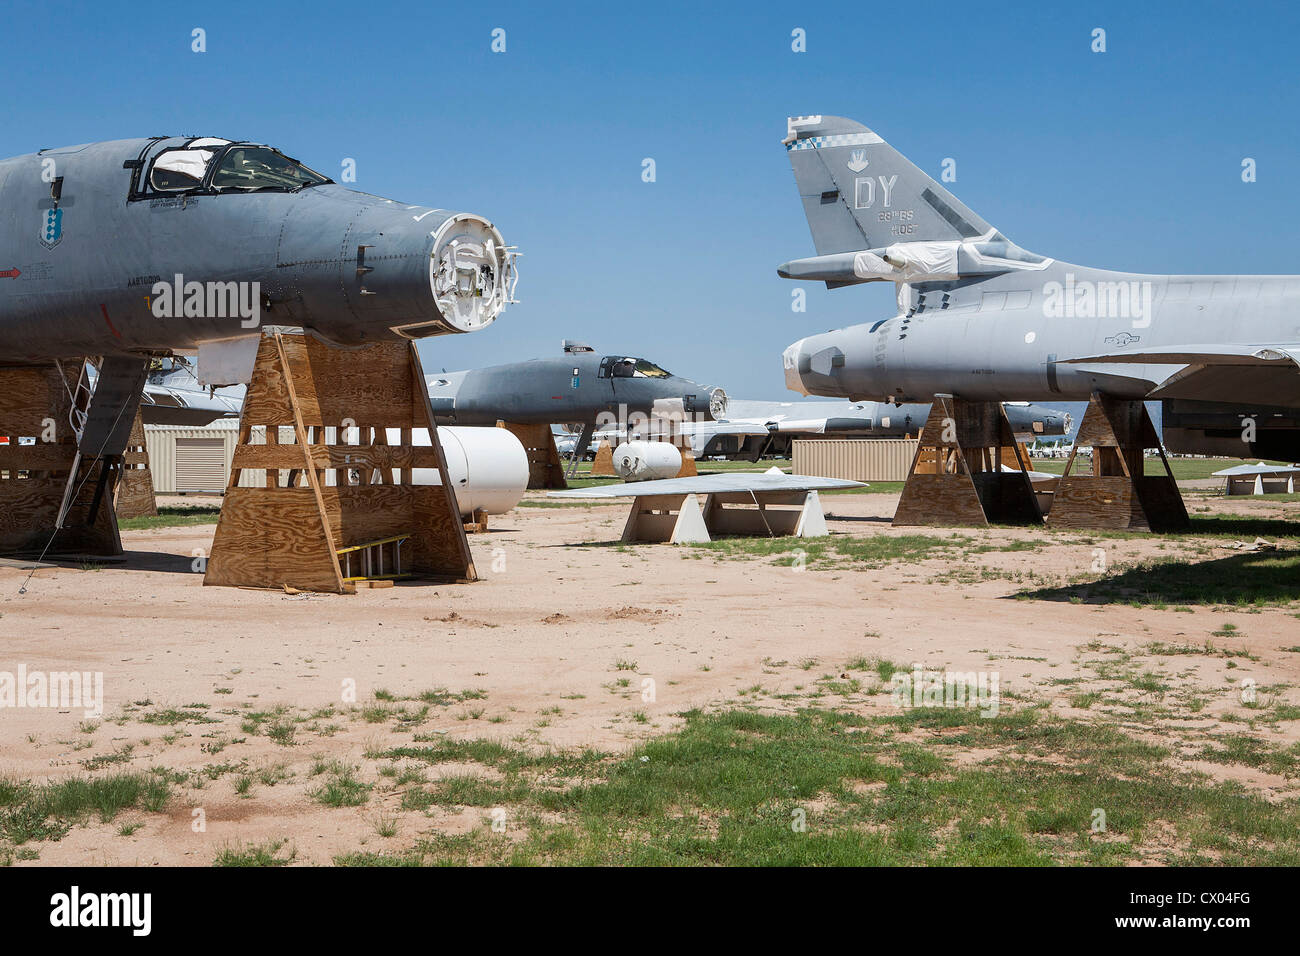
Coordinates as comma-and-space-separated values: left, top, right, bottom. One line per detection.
846, 149, 869, 173
39, 207, 64, 249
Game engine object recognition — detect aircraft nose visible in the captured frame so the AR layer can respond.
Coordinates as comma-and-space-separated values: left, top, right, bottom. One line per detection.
783, 339, 810, 395
783, 331, 855, 398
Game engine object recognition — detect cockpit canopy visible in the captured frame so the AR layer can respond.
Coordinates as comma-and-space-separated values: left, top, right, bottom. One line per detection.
603, 357, 672, 379
146, 138, 331, 194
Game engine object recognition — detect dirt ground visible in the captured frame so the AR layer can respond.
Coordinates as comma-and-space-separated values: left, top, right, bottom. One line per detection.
1, 488, 1298, 865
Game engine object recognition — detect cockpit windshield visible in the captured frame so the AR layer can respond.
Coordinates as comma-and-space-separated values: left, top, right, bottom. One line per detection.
630, 358, 671, 378
608, 357, 672, 379
145, 140, 331, 195
211, 146, 330, 191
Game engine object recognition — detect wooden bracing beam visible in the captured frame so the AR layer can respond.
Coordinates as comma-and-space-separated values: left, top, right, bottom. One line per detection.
204, 332, 476, 593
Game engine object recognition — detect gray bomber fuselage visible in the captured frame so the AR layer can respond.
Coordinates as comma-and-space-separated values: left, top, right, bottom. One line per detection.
0, 137, 514, 363
777, 116, 1300, 458
785, 266, 1300, 406
427, 352, 724, 425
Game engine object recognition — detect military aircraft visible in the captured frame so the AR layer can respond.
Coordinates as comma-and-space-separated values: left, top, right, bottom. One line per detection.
777, 115, 1300, 460
559, 397, 1070, 461
427, 340, 727, 473
0, 135, 515, 547
1, 137, 516, 367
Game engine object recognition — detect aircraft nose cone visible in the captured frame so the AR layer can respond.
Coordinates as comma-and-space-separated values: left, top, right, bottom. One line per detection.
783, 339, 810, 395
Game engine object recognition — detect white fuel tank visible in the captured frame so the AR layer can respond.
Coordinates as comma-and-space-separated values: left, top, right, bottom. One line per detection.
613, 441, 683, 481
380, 425, 528, 516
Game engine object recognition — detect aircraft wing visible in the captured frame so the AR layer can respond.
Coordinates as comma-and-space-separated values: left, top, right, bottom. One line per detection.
547, 471, 865, 499
140, 382, 244, 425
1062, 343, 1300, 404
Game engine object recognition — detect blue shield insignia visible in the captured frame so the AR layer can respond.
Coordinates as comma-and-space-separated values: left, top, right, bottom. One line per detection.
39, 208, 64, 249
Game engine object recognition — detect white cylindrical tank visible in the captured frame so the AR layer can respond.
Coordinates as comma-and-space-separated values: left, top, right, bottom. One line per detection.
613, 441, 682, 481
381, 425, 528, 516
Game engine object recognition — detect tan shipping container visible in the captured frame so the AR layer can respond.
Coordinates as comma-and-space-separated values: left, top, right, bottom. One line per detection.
792, 438, 919, 483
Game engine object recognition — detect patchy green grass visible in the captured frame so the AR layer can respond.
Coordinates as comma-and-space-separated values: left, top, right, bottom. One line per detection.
0, 773, 171, 846
118, 505, 222, 531
690, 532, 1040, 570
213, 839, 296, 867
309, 763, 371, 808
339, 707, 1300, 866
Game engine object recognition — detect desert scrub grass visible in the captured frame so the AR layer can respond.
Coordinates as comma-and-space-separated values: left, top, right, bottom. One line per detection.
118, 505, 221, 531
688, 533, 1039, 571
0, 772, 171, 845
139, 706, 219, 726
309, 763, 371, 807
358, 706, 1300, 866
213, 839, 296, 867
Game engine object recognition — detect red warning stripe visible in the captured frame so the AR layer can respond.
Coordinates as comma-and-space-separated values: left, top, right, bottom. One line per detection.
101, 303, 122, 338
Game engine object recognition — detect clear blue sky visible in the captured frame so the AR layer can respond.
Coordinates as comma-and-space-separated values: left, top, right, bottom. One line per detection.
3, 0, 1297, 399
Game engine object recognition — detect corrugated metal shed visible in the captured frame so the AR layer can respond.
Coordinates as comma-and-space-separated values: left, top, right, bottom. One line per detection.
145, 423, 239, 493
793, 438, 919, 482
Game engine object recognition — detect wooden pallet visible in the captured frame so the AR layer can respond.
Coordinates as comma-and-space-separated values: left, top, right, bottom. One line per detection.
204, 332, 476, 593
893, 396, 1042, 528
497, 421, 567, 489
1047, 392, 1189, 532
0, 361, 123, 556
113, 411, 158, 520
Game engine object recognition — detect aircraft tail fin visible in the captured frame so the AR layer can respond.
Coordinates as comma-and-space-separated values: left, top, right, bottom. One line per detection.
784, 115, 995, 255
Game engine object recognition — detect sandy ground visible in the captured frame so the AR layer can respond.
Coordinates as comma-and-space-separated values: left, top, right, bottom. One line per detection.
1, 488, 1298, 865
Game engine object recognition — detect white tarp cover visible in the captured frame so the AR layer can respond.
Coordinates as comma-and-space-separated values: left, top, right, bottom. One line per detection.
152, 139, 232, 187
854, 241, 961, 283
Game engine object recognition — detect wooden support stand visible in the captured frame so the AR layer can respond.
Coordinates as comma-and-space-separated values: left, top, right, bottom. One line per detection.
0, 362, 123, 556
893, 395, 1042, 528
204, 333, 476, 593
590, 441, 616, 476
673, 445, 698, 478
497, 421, 567, 489
1047, 392, 1189, 532
621, 490, 828, 544
113, 411, 158, 520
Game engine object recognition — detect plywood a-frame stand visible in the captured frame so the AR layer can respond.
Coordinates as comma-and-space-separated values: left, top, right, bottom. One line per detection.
590, 440, 617, 476
0, 362, 123, 556
204, 333, 476, 593
893, 395, 1042, 528
1047, 392, 1189, 532
113, 411, 157, 520
497, 421, 567, 489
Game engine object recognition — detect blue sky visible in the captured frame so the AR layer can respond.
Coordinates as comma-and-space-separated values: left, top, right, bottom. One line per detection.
3, 0, 1297, 399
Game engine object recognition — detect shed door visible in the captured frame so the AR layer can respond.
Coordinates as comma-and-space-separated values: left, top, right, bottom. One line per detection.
175, 438, 227, 491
